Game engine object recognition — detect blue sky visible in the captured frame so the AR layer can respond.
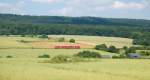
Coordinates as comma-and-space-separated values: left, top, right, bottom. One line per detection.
0, 0, 150, 19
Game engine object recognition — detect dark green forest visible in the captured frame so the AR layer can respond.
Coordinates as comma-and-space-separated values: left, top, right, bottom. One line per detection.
0, 14, 150, 46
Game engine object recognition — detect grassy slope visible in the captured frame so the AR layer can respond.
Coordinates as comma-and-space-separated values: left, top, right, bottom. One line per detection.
0, 49, 112, 58
0, 35, 149, 80
0, 59, 150, 80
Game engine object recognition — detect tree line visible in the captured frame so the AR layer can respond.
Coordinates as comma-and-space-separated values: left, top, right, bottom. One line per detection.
0, 14, 150, 46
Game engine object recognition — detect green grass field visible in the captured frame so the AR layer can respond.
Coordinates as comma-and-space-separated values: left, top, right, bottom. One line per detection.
0, 59, 150, 80
1, 35, 149, 80
0, 49, 112, 58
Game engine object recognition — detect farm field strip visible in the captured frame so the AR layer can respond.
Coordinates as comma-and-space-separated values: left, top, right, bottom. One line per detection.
0, 49, 112, 58
0, 59, 150, 80
0, 35, 133, 49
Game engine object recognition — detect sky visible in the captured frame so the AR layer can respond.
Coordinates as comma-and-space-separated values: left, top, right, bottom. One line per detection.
0, 0, 150, 19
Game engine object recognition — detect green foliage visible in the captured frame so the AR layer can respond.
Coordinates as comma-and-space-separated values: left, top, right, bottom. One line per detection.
122, 46, 137, 56
112, 55, 120, 59
128, 47, 136, 53
75, 51, 101, 58
139, 51, 150, 56
69, 39, 75, 43
51, 55, 70, 63
133, 36, 150, 46
108, 46, 118, 53
95, 44, 108, 51
50, 55, 85, 63
6, 55, 13, 58
38, 54, 50, 58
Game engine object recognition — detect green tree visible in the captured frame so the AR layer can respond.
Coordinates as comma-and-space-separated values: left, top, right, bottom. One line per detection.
69, 39, 75, 43
95, 44, 108, 51
75, 51, 101, 58
108, 46, 118, 53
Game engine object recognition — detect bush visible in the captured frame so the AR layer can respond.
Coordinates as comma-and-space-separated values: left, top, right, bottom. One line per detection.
69, 39, 75, 43
108, 46, 118, 53
38, 54, 50, 58
51, 55, 71, 63
95, 44, 108, 51
140, 51, 150, 56
6, 55, 13, 58
75, 51, 101, 58
50, 55, 85, 63
112, 55, 120, 59
128, 47, 136, 53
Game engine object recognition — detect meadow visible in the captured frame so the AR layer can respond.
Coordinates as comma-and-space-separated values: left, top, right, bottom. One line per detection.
1, 35, 150, 80
0, 35, 133, 49
0, 59, 150, 80
0, 49, 112, 58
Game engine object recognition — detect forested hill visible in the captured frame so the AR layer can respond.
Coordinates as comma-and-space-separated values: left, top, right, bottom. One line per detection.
0, 14, 150, 46
0, 14, 150, 27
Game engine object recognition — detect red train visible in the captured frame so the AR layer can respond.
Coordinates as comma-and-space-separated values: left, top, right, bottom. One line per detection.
54, 45, 80, 49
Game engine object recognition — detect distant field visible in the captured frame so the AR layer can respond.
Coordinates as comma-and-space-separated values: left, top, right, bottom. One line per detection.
0, 49, 112, 58
49, 35, 133, 48
0, 35, 133, 49
0, 59, 150, 80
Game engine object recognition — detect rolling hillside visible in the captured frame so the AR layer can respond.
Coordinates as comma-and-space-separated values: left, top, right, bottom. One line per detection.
0, 14, 150, 26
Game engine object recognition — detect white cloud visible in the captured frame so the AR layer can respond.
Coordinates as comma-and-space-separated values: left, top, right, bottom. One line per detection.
0, 1, 25, 14
111, 1, 145, 9
49, 0, 148, 16
31, 0, 63, 3
49, 0, 113, 16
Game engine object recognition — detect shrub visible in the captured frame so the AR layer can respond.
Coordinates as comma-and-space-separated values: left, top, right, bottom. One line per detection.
146, 52, 150, 56
75, 51, 101, 58
128, 47, 136, 53
6, 55, 13, 58
50, 55, 85, 63
69, 39, 75, 43
95, 44, 108, 51
38, 54, 50, 58
112, 55, 120, 59
51, 55, 71, 63
108, 46, 118, 53
140, 51, 150, 56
